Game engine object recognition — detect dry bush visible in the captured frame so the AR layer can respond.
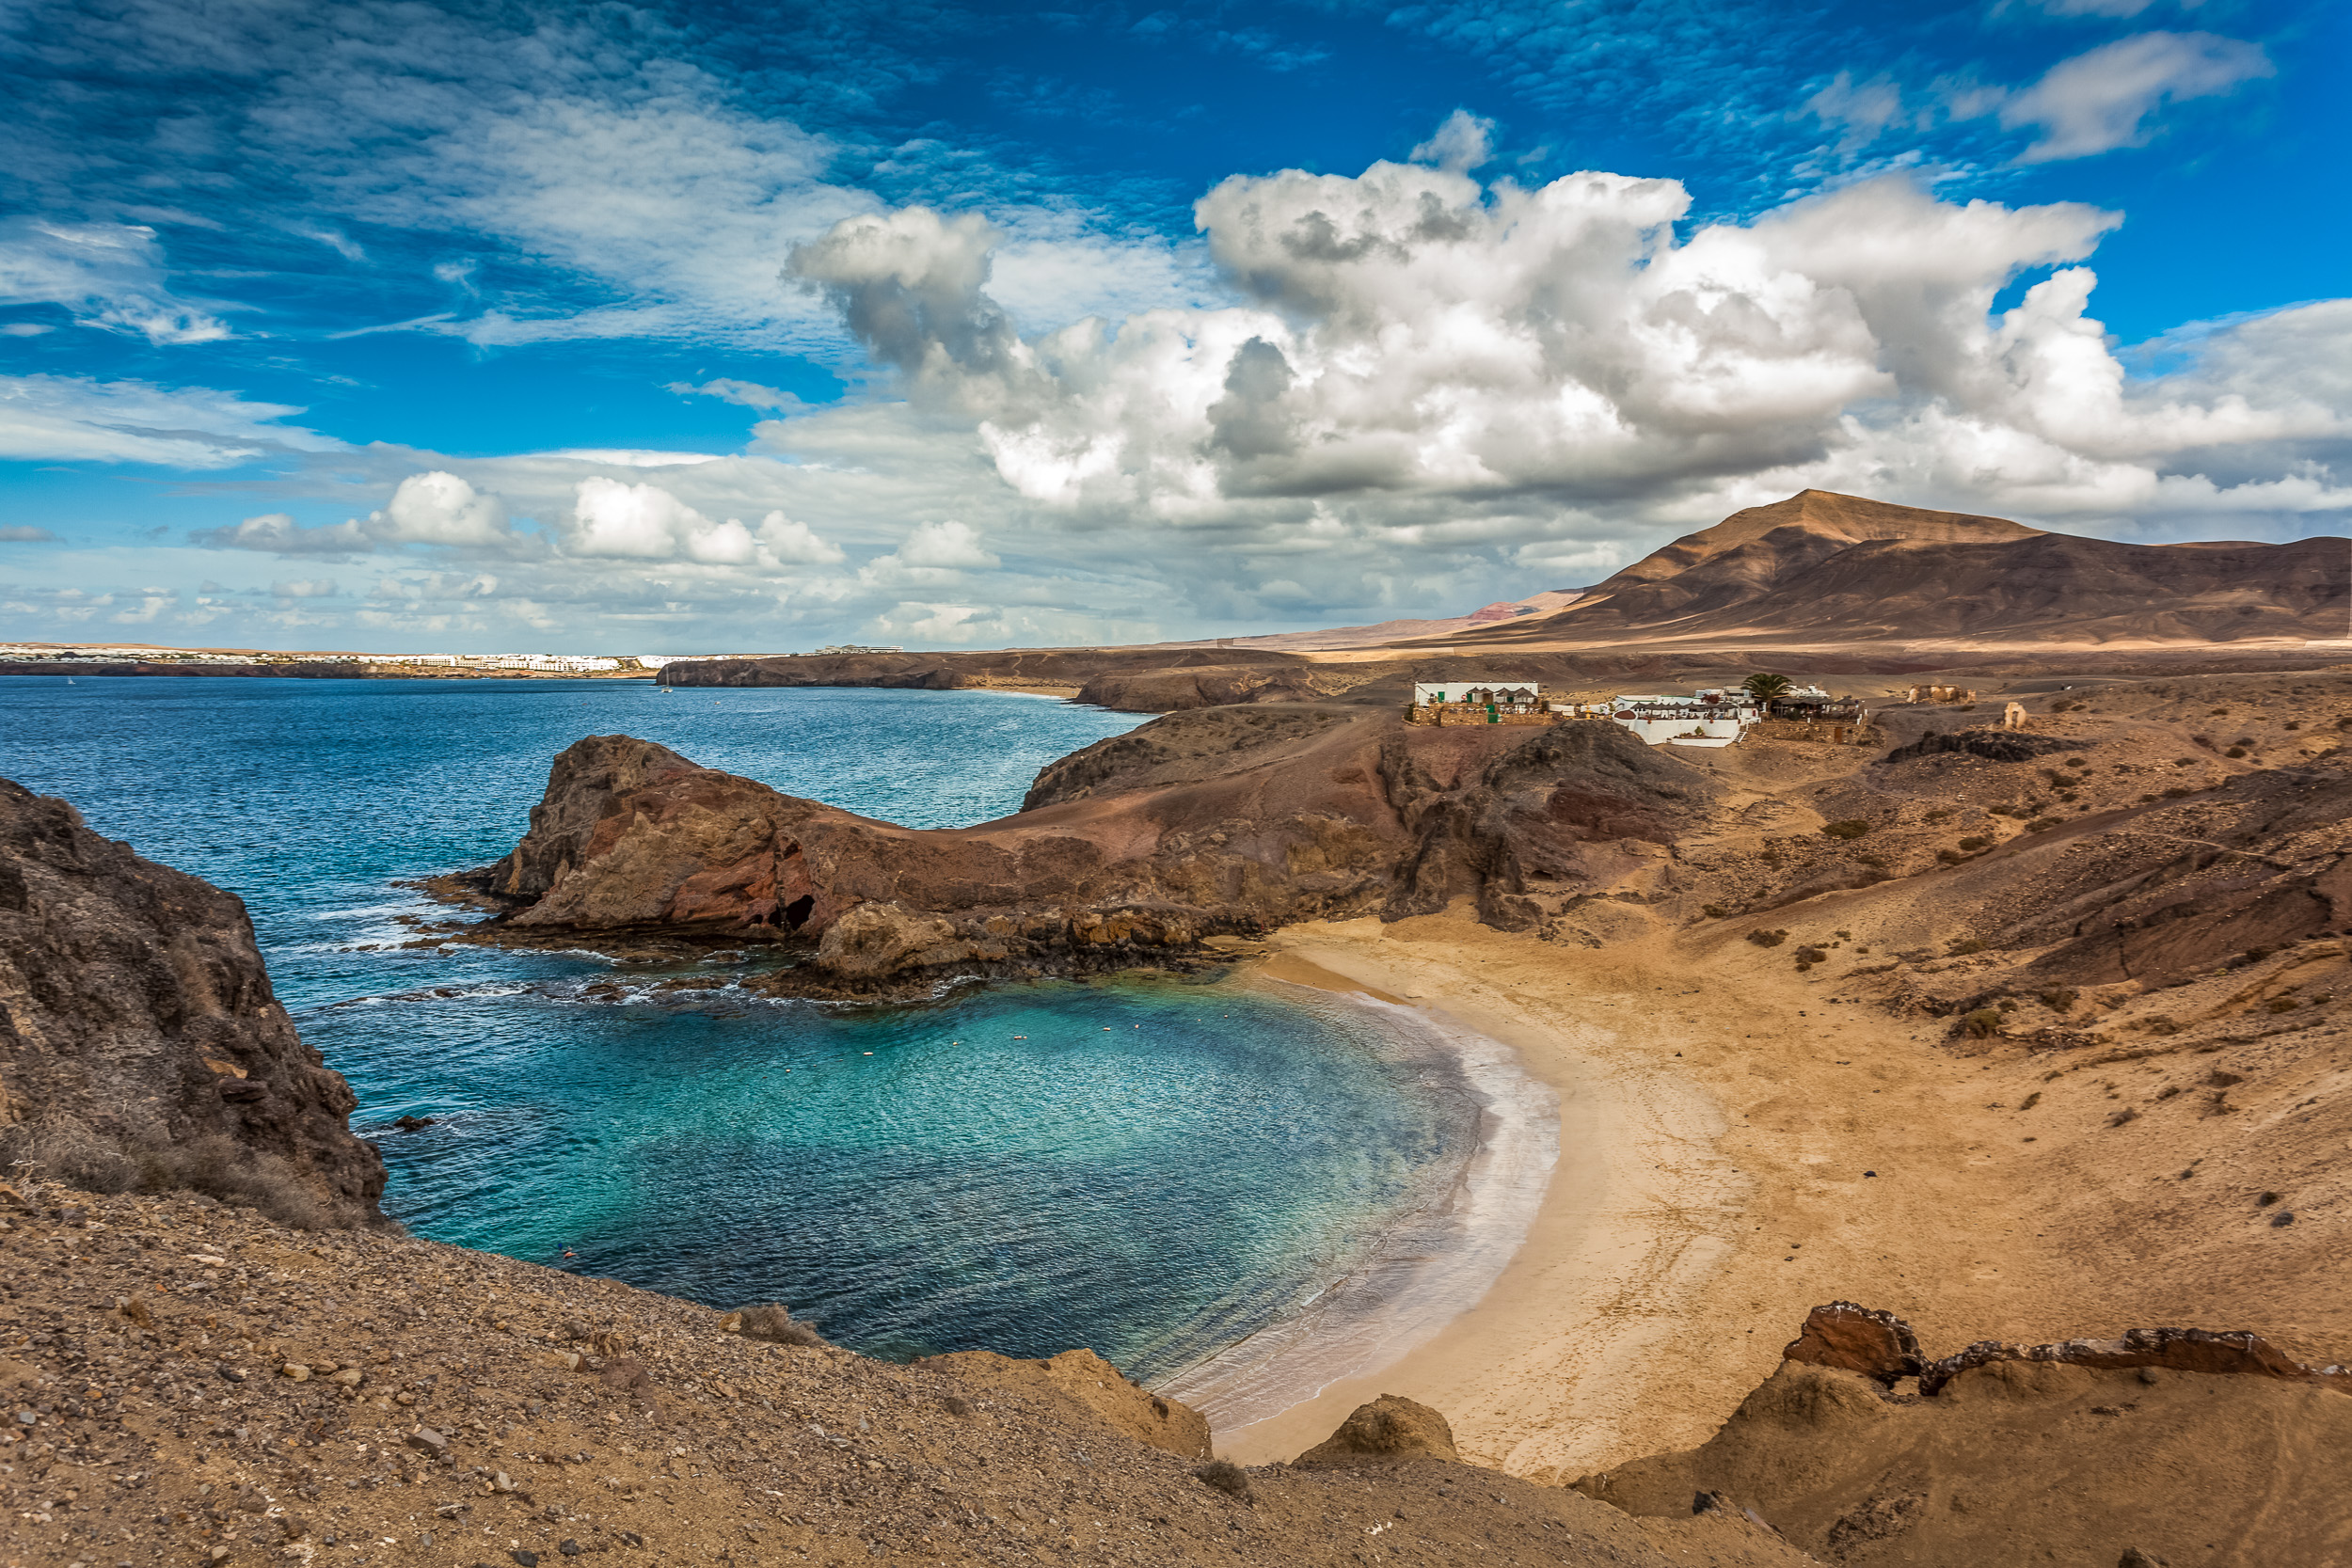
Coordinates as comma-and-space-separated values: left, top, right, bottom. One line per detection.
1821, 819, 1873, 840
1745, 928, 1788, 948
1192, 1461, 1254, 1503
735, 1303, 828, 1348
1948, 938, 1988, 956
0, 1121, 331, 1228
2038, 988, 2079, 1011
1960, 1009, 2004, 1039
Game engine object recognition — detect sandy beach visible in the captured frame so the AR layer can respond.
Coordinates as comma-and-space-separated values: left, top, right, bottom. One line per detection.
1213, 908, 2126, 1480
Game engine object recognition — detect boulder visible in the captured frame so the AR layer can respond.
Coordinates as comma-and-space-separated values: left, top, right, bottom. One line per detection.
812, 902, 964, 980
1295, 1394, 1459, 1465
1781, 1301, 1925, 1385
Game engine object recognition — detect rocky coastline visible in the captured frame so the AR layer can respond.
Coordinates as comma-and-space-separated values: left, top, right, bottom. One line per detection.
8, 639, 2352, 1565
427, 710, 1716, 995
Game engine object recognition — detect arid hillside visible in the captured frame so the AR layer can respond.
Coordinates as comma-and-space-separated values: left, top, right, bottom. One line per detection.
1436, 489, 2348, 646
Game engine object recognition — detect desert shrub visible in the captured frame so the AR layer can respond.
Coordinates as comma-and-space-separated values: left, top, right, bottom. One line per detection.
1821, 819, 1873, 840
2265, 997, 2301, 1014
1701, 903, 1727, 919
736, 1303, 828, 1347
1924, 808, 1951, 823
1745, 928, 1788, 948
1948, 938, 1988, 955
0, 1120, 331, 1229
2162, 786, 2193, 799
2047, 699, 2073, 712
1193, 1461, 1254, 1502
2138, 793, 2158, 802
1998, 999, 2017, 1011
2283, 720, 2301, 730
2257, 1190, 2280, 1207
2026, 817, 2062, 832
1936, 848, 1963, 863
1960, 1009, 2003, 1038
2156, 1085, 2181, 1101
2038, 987, 2079, 1011
1956, 836, 1989, 851
2225, 747, 2249, 759
2020, 1091, 2042, 1110
1793, 945, 1827, 965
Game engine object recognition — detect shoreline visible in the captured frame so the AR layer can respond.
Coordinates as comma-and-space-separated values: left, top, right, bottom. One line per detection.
1156, 964, 1559, 1442
1209, 909, 2064, 1481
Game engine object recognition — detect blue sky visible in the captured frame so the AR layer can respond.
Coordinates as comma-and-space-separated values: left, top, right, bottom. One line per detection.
1, 0, 2345, 652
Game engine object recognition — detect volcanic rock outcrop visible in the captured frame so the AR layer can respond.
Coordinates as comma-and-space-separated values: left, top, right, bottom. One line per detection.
1578, 1303, 2352, 1566
463, 709, 1716, 986
0, 778, 385, 1226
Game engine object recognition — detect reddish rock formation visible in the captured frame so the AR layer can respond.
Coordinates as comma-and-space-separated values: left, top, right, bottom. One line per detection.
1917, 1323, 2351, 1396
461, 707, 1717, 986
1780, 1301, 1925, 1385
0, 778, 385, 1225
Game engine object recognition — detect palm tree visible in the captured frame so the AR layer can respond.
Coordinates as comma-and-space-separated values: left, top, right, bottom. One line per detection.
1741, 672, 1794, 705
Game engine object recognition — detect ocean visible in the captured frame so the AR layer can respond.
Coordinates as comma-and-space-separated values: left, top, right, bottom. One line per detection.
0, 675, 1512, 1396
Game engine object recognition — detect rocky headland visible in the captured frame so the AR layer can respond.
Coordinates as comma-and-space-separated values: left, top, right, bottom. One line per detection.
438, 709, 1716, 992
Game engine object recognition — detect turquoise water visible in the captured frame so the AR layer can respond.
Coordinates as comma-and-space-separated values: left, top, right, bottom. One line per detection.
0, 676, 1476, 1382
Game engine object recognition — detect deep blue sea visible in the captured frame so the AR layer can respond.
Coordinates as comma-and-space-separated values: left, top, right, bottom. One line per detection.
0, 676, 1477, 1387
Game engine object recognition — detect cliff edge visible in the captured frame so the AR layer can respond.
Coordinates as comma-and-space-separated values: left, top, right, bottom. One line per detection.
0, 778, 385, 1226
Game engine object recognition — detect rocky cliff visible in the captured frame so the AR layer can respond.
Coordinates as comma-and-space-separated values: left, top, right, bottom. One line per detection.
0, 779, 385, 1226
458, 709, 1717, 988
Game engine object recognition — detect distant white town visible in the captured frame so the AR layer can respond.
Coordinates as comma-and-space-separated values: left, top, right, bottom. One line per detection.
0, 642, 904, 673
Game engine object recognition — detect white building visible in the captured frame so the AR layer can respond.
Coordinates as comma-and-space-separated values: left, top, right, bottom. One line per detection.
1604, 689, 1760, 748
1412, 678, 1542, 707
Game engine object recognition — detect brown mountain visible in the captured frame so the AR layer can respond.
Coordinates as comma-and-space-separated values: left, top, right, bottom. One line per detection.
1431, 489, 2348, 645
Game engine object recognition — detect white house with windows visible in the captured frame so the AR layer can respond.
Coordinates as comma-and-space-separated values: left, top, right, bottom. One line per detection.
1604, 689, 1760, 747
1412, 678, 1543, 707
